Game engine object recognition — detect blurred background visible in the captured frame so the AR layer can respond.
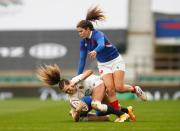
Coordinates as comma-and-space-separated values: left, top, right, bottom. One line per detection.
0, 0, 179, 101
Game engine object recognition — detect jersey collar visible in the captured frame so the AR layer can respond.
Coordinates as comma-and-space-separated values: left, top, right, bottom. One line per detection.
88, 31, 92, 39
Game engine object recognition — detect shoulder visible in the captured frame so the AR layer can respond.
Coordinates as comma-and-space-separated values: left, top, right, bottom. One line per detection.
80, 39, 86, 43
80, 39, 86, 47
92, 29, 104, 39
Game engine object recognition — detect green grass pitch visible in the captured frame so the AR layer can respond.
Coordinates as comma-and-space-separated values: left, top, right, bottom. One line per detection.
0, 98, 180, 131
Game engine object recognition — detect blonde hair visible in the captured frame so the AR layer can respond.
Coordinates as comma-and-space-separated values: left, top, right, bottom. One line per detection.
36, 64, 61, 86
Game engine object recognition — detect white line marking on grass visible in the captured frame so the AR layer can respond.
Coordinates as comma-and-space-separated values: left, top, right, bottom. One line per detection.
69, 127, 180, 130
0, 127, 51, 130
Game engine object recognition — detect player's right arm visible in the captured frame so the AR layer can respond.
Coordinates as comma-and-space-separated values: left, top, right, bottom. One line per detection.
77, 39, 88, 75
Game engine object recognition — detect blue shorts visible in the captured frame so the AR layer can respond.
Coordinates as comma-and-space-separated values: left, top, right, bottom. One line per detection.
81, 96, 107, 116
80, 96, 92, 117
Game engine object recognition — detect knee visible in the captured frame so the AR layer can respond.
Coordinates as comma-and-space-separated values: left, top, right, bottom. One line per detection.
106, 88, 116, 97
115, 86, 124, 92
115, 84, 124, 92
91, 101, 107, 112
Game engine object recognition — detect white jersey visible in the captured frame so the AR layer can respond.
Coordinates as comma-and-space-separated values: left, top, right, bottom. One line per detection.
68, 74, 103, 102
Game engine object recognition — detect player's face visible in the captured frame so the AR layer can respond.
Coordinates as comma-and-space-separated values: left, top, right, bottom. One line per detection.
76, 27, 90, 38
63, 83, 77, 94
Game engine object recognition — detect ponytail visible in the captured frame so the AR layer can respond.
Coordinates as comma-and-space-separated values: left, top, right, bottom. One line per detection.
86, 5, 106, 22
76, 5, 106, 30
36, 64, 69, 90
37, 64, 61, 85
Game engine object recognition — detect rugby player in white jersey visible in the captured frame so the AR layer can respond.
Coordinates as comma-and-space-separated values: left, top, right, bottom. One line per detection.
37, 64, 136, 122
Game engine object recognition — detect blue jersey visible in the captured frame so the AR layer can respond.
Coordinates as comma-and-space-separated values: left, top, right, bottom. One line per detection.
77, 29, 119, 74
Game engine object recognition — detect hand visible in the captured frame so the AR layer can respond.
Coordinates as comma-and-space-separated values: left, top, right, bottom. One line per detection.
70, 81, 76, 87
88, 51, 97, 59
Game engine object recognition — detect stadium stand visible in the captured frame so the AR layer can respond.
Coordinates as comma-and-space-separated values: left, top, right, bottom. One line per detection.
136, 72, 180, 87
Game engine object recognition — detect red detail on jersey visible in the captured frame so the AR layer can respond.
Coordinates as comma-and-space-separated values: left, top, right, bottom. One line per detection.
87, 39, 97, 45
105, 42, 112, 47
91, 39, 97, 45
99, 69, 103, 74
105, 42, 110, 45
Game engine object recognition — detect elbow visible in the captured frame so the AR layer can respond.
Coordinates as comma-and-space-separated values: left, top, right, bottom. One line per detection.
95, 45, 105, 53
86, 69, 93, 75
88, 70, 93, 74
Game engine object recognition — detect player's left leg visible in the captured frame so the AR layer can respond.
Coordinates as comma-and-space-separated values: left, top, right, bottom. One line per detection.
112, 61, 147, 101
91, 83, 105, 104
121, 106, 136, 122
82, 96, 130, 123
133, 85, 147, 101
81, 96, 110, 121
79, 112, 110, 121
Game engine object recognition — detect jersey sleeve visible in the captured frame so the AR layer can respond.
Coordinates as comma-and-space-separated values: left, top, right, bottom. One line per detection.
94, 31, 105, 53
77, 39, 87, 75
71, 74, 83, 83
69, 75, 83, 101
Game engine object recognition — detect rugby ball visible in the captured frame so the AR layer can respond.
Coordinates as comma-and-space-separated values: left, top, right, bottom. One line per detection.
70, 100, 89, 112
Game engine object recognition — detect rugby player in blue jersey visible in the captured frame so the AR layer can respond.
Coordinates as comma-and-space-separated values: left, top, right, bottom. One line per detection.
37, 64, 135, 122
76, 6, 147, 110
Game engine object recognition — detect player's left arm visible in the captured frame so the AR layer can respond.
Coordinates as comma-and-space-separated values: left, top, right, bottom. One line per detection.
94, 32, 105, 53
71, 70, 93, 86
80, 70, 93, 81
88, 32, 105, 59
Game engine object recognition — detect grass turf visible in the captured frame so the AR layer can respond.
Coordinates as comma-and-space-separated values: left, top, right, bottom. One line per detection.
0, 98, 180, 131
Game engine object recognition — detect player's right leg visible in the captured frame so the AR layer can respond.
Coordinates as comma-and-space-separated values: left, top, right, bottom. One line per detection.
133, 85, 147, 101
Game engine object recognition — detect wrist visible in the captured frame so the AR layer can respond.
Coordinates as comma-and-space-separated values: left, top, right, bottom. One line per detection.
75, 74, 83, 83
77, 78, 81, 83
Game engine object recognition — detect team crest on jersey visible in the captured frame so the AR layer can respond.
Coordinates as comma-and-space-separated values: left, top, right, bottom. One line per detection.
85, 43, 87, 47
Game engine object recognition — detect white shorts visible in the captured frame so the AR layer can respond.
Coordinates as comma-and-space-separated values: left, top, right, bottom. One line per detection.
97, 55, 125, 77
83, 74, 103, 92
